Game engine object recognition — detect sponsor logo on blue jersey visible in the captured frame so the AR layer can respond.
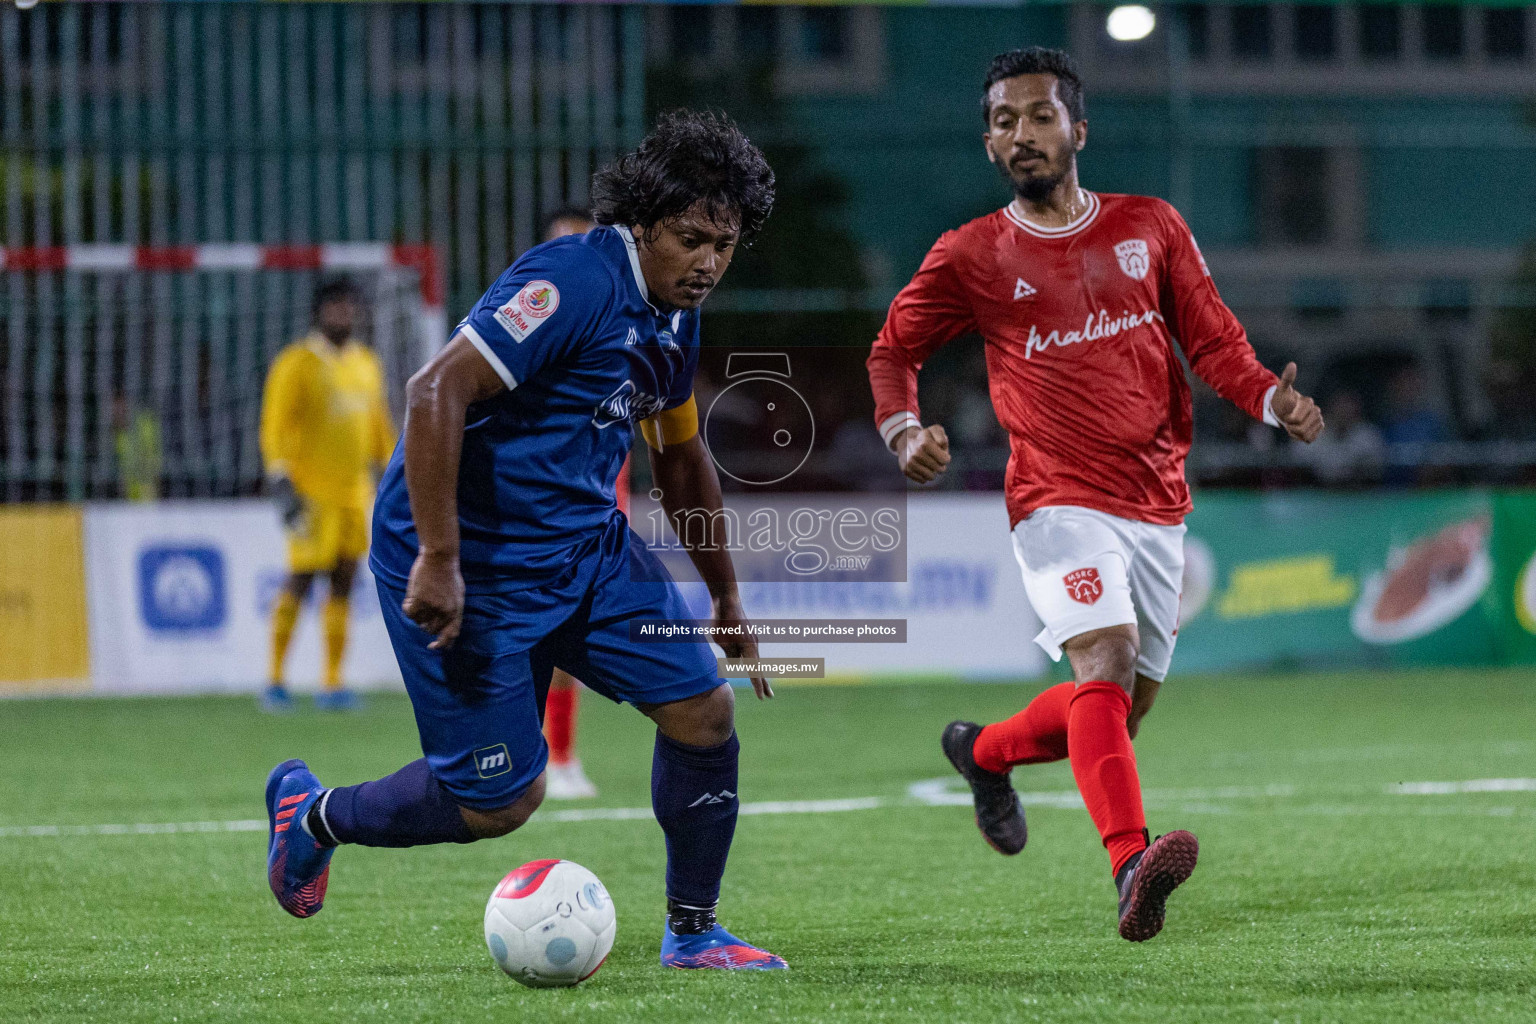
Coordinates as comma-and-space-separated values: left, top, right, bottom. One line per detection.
593, 380, 667, 429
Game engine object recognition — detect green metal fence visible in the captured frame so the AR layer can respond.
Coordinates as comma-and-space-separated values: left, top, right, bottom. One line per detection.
0, 1, 646, 499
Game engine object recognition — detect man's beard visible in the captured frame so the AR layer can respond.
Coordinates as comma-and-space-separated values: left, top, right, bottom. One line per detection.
1015, 168, 1067, 203
996, 151, 1069, 203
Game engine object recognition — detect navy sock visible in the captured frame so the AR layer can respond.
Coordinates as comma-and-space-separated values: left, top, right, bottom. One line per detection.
651, 730, 739, 918
318, 758, 477, 848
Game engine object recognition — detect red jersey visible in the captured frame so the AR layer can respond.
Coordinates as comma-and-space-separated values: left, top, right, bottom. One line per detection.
867, 191, 1278, 527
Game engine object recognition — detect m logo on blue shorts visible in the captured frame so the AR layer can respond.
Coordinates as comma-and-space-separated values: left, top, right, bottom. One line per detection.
474, 744, 512, 779
138, 545, 227, 632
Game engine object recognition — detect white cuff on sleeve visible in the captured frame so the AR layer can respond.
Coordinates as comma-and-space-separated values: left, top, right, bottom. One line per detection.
1261, 385, 1280, 428
460, 323, 518, 390
879, 412, 922, 449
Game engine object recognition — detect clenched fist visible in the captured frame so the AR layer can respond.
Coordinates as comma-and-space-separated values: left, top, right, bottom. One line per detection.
893, 424, 951, 484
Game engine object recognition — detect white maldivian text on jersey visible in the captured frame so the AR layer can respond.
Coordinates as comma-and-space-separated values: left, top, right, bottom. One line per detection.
1024, 309, 1162, 360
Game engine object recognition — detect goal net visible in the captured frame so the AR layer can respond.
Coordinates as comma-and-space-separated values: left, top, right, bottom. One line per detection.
0, 244, 444, 502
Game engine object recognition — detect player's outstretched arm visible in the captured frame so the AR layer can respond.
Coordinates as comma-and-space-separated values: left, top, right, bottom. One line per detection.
648, 433, 773, 700
400, 333, 508, 649
1269, 362, 1324, 443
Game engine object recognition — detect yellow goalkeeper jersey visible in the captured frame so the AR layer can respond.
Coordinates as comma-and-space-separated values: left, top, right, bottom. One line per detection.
260, 333, 396, 507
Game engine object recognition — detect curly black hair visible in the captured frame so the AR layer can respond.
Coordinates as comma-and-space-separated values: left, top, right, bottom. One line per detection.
981, 47, 1085, 125
590, 109, 775, 242
311, 276, 361, 315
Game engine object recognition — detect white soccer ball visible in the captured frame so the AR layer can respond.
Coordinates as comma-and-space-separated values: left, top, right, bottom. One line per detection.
484, 859, 615, 988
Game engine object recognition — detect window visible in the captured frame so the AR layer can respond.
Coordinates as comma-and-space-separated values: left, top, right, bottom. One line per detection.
737, 6, 778, 61
1293, 279, 1347, 322
1421, 280, 1472, 323
1231, 5, 1273, 59
1358, 4, 1402, 59
395, 6, 430, 63
1422, 5, 1464, 59
1254, 147, 1332, 245
1294, 5, 1337, 60
801, 7, 849, 61
668, 5, 713, 61
652, 6, 883, 96
79, 4, 125, 64
1176, 4, 1210, 59
1484, 7, 1528, 61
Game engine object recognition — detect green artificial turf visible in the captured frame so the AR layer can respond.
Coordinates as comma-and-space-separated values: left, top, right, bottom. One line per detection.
2, 670, 1534, 1023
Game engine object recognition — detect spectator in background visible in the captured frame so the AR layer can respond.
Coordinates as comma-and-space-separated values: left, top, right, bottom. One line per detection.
1299, 389, 1385, 486
825, 415, 900, 490
544, 205, 597, 242
113, 396, 162, 502
952, 350, 1003, 449
1382, 364, 1452, 486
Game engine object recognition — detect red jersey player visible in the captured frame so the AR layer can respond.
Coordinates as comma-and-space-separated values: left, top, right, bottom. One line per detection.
866, 47, 1322, 941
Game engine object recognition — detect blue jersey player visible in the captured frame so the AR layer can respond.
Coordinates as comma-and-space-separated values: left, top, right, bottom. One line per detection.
264, 112, 786, 970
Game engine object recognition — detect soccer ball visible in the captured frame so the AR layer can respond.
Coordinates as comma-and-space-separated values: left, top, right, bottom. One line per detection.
483, 859, 616, 988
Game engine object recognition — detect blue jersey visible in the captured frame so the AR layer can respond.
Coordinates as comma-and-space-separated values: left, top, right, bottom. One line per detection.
370, 226, 699, 592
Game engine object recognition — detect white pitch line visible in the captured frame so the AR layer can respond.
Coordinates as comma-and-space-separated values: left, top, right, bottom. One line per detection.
2, 779, 1530, 841
0, 798, 886, 839
906, 778, 1085, 809
539, 797, 884, 825
1386, 778, 1536, 795
741, 797, 884, 816
0, 819, 267, 838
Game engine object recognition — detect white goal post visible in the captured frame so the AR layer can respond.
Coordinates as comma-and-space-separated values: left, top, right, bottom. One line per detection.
0, 243, 445, 501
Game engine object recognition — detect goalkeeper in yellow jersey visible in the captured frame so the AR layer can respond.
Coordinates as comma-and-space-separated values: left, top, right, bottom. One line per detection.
260, 278, 396, 712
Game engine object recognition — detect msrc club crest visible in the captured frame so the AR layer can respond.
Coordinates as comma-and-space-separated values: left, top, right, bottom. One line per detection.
1063, 567, 1103, 605
1114, 239, 1150, 281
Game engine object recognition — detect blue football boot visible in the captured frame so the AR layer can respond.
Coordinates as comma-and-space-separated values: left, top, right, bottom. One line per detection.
265, 759, 333, 918
661, 922, 788, 970
313, 689, 360, 712
259, 684, 295, 714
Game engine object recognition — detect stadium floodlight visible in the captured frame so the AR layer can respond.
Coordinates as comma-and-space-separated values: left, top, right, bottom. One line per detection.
1107, 5, 1156, 42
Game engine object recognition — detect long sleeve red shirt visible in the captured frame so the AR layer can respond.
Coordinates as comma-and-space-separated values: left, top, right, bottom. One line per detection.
868, 192, 1278, 527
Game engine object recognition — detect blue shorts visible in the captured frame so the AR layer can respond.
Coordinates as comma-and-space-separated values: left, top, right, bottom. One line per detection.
377, 515, 720, 811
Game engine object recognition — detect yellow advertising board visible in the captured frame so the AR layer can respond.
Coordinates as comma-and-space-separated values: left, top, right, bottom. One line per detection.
0, 505, 90, 687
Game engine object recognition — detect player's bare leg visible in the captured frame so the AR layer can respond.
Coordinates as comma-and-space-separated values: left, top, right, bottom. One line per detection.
263, 572, 314, 712
641, 684, 786, 970
454, 776, 547, 838
1063, 625, 1196, 941
315, 559, 361, 711
1128, 673, 1161, 740
543, 670, 598, 798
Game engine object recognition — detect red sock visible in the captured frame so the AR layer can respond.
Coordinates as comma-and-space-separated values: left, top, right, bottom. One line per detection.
973, 682, 1074, 774
544, 686, 578, 766
1067, 680, 1148, 876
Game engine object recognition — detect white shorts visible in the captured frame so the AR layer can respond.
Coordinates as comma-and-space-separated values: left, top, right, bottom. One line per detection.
1011, 505, 1186, 682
